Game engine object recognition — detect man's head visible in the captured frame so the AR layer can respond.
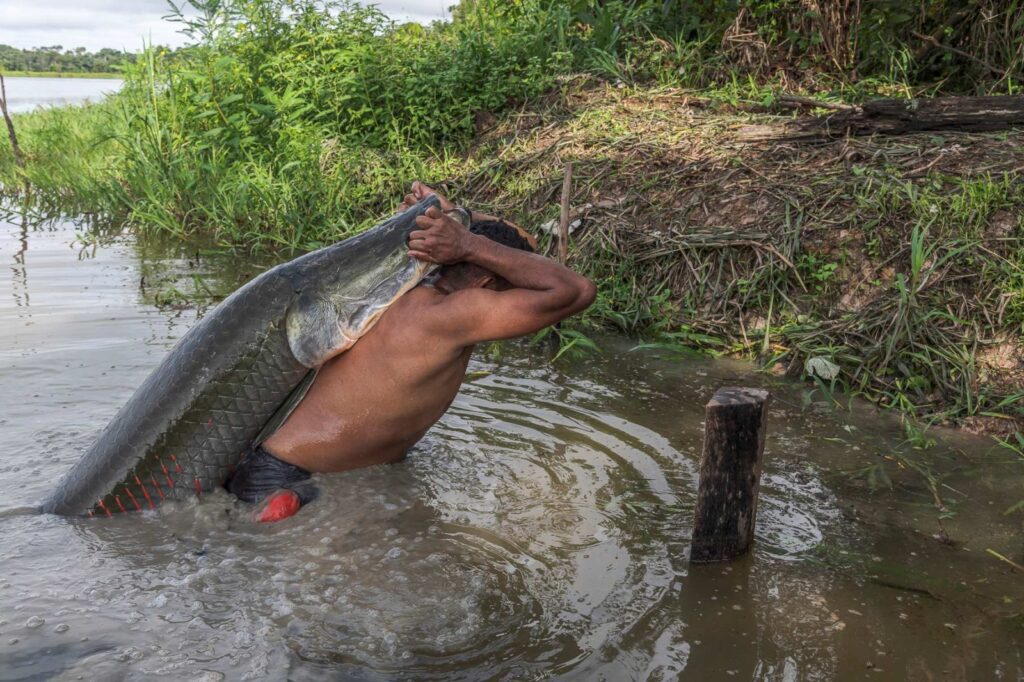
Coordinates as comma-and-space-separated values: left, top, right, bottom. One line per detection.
434, 220, 535, 292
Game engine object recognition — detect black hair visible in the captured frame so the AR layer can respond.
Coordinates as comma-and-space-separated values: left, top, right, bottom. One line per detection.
435, 220, 532, 290
469, 220, 534, 253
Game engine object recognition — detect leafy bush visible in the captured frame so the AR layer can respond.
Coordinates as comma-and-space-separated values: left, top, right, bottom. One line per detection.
2, 0, 1020, 248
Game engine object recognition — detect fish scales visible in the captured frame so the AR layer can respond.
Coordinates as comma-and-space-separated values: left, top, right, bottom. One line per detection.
104, 322, 307, 512
42, 196, 440, 516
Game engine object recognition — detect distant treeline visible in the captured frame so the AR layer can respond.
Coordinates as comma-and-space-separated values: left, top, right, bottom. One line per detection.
0, 44, 141, 74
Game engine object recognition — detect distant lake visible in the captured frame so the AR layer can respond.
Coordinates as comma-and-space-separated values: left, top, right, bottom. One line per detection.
2, 76, 123, 114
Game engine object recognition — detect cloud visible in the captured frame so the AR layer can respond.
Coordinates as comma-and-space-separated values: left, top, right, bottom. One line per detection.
0, 0, 449, 51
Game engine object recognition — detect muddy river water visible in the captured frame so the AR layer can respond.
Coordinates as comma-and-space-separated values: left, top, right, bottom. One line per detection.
0, 209, 1022, 681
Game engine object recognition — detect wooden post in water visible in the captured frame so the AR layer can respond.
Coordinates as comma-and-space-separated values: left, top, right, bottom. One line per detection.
690, 387, 769, 563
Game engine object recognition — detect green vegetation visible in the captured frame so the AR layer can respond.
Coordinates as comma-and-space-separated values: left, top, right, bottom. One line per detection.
455, 84, 1024, 433
0, 0, 1022, 434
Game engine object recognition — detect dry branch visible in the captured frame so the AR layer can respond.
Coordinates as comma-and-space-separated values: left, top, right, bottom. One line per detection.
0, 74, 25, 169
558, 161, 573, 265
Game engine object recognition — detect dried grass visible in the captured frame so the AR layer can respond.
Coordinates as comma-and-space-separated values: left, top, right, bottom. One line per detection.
444, 79, 1024, 432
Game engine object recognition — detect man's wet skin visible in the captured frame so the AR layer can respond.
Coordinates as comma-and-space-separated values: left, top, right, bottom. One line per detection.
262, 182, 596, 475
262, 286, 477, 472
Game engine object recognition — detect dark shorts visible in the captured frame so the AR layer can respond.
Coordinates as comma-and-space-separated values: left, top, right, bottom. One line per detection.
226, 444, 318, 506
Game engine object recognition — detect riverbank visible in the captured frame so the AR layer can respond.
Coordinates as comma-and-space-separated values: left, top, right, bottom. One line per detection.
2, 70, 121, 79
448, 81, 1024, 437
0, 0, 1021, 438
2, 82, 1021, 437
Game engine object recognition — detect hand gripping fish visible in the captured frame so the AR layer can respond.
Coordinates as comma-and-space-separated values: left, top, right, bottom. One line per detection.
41, 196, 441, 516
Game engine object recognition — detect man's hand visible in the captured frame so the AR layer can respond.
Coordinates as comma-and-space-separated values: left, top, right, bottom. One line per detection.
398, 181, 455, 214
397, 181, 539, 251
408, 206, 473, 264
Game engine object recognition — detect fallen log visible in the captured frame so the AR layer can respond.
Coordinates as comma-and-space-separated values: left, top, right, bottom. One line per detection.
738, 95, 1024, 142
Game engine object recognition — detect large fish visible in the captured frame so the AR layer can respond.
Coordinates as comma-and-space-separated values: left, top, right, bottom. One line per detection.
41, 196, 440, 516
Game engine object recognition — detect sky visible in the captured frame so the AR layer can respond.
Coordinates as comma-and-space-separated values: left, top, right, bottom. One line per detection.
0, 0, 450, 52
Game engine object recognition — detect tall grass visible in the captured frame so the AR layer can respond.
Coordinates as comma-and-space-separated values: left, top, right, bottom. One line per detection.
0, 0, 1022, 429
3, 0, 1020, 248
3, 0, 685, 247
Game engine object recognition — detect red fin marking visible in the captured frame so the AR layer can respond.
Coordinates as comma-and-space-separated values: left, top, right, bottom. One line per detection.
150, 474, 165, 500
123, 485, 141, 512
134, 475, 155, 509
88, 510, 95, 518
171, 454, 183, 473
256, 490, 302, 523
114, 496, 127, 514
160, 460, 174, 488
194, 478, 202, 497
97, 500, 113, 518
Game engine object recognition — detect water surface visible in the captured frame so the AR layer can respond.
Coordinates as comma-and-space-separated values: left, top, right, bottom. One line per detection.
1, 76, 122, 114
0, 210, 1022, 680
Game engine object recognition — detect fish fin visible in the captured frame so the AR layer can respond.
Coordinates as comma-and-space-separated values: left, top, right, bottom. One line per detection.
253, 368, 318, 445
287, 293, 348, 368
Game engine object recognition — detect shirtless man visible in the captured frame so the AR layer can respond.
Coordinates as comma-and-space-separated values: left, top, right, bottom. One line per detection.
226, 182, 596, 521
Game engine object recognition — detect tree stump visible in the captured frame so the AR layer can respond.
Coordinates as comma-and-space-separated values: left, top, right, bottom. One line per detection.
690, 387, 769, 563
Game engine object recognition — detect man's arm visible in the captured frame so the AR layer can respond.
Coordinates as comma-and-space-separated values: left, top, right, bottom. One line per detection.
409, 208, 596, 346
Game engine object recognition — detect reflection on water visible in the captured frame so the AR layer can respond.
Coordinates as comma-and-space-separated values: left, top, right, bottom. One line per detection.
1, 76, 122, 114
9, 209, 28, 309
0, 211, 1022, 680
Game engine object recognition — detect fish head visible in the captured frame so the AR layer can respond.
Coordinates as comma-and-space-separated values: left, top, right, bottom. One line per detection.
285, 195, 440, 367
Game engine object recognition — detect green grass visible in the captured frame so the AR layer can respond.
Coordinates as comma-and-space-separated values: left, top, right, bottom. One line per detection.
448, 83, 1024, 431
2, 0, 1020, 246
0, 0, 1022, 432
760, 169, 1023, 422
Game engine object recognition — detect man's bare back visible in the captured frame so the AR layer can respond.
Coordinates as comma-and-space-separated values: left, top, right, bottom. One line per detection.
230, 182, 594, 519
263, 285, 474, 471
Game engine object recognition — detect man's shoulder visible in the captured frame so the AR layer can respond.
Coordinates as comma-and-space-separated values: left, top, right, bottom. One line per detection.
386, 284, 493, 337
382, 285, 450, 329
395, 283, 493, 312
373, 285, 477, 353
393, 284, 444, 311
